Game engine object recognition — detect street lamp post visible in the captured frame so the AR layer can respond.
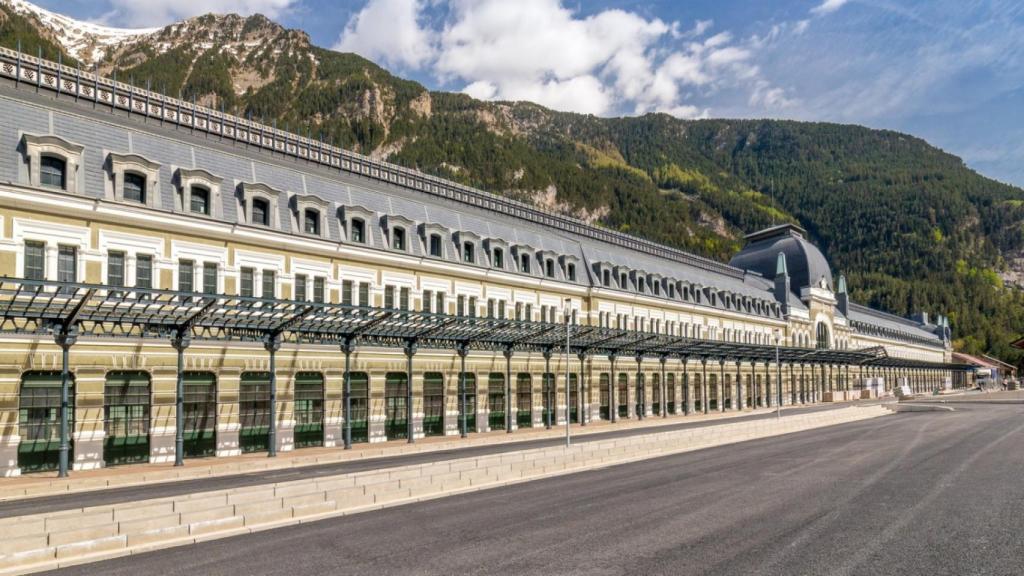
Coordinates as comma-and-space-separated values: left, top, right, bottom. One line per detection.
564, 298, 572, 447
774, 329, 782, 420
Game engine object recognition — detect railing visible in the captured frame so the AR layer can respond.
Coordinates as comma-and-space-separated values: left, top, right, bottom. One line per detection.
0, 46, 746, 279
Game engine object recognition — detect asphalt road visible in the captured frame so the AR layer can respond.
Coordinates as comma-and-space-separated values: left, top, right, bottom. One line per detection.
45, 402, 1024, 576
1, 401, 860, 518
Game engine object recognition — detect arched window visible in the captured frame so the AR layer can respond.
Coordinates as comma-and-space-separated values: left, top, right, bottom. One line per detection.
816, 322, 831, 349
190, 185, 210, 215
350, 218, 365, 243
251, 198, 270, 226
304, 209, 321, 235
123, 172, 146, 204
40, 155, 66, 190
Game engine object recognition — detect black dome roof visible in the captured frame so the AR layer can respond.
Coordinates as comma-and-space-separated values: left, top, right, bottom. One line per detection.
728, 224, 833, 294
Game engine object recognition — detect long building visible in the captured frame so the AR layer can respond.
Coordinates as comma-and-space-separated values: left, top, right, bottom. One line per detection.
0, 48, 967, 477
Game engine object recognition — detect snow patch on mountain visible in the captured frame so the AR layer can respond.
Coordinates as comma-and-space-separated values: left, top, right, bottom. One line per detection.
2, 0, 157, 63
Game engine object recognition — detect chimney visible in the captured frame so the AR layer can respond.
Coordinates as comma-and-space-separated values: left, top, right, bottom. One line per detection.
774, 252, 790, 314
836, 274, 849, 316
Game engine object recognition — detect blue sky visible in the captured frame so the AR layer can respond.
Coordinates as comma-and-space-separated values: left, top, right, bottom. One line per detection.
38, 0, 1024, 187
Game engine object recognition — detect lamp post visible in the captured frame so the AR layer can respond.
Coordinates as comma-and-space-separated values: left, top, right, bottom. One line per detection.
564, 298, 572, 447
774, 329, 782, 420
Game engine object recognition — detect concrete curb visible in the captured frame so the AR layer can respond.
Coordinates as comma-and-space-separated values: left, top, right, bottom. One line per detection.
885, 404, 955, 413
0, 406, 889, 575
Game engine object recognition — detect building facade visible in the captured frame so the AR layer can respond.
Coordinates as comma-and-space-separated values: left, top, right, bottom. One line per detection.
0, 50, 963, 477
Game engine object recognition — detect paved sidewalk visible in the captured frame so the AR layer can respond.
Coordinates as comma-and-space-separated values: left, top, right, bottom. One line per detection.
0, 401, 870, 515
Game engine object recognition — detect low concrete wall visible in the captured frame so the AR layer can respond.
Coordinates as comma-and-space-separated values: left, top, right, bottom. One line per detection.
0, 406, 888, 575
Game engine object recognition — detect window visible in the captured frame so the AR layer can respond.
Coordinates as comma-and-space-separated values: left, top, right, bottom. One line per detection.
602, 270, 610, 286
304, 209, 320, 235
359, 282, 370, 307
393, 228, 406, 251
313, 277, 325, 303
295, 274, 308, 301
422, 289, 433, 313
400, 287, 409, 310
525, 303, 532, 321
498, 300, 505, 319
251, 198, 270, 226
638, 279, 645, 293
567, 263, 576, 282
190, 186, 210, 215
179, 260, 194, 292
487, 299, 495, 318
463, 242, 475, 263
493, 248, 504, 268
541, 305, 548, 323
816, 322, 831, 349
136, 255, 152, 289
240, 267, 254, 297
57, 246, 76, 283
515, 302, 522, 321
342, 280, 353, 305
520, 254, 531, 273
468, 296, 477, 318
25, 241, 45, 280
620, 273, 628, 288
40, 156, 66, 190
202, 262, 217, 294
457, 295, 466, 317
123, 173, 146, 204
351, 218, 365, 243
653, 281, 660, 296
261, 270, 275, 298
108, 251, 126, 287
385, 286, 395, 309
545, 259, 555, 278
429, 234, 442, 257
436, 291, 445, 314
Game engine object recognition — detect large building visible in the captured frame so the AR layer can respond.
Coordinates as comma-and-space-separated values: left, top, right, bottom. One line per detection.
0, 48, 966, 477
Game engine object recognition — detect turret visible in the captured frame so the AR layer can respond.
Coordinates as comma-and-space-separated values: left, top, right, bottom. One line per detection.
774, 252, 790, 314
836, 274, 849, 316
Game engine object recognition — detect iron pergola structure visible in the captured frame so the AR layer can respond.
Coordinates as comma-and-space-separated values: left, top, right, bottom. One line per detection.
0, 277, 971, 476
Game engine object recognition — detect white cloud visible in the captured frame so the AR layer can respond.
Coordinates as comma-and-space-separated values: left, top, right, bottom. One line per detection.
811, 0, 849, 16
333, 0, 435, 70
327, 0, 798, 118
103, 0, 294, 27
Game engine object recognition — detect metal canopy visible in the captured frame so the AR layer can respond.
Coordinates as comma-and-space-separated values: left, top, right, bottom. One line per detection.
0, 277, 970, 370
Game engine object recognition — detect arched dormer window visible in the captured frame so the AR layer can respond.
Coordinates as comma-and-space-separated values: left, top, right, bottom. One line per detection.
521, 253, 531, 273
123, 172, 146, 204
176, 168, 222, 218
545, 259, 555, 278
304, 208, 321, 235
567, 263, 576, 282
21, 134, 84, 194
393, 227, 406, 251
493, 248, 504, 269
462, 241, 475, 263
429, 234, 443, 257
252, 198, 270, 226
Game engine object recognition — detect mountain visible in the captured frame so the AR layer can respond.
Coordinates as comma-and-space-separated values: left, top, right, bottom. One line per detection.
3, 1, 1024, 364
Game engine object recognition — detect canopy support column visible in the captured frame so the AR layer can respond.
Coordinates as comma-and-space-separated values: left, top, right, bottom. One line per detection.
608, 352, 617, 424
458, 342, 469, 438
545, 348, 554, 428
171, 330, 191, 466
635, 353, 644, 420
660, 355, 668, 418
735, 360, 743, 411
701, 359, 709, 414
579, 351, 588, 425
718, 359, 726, 412
405, 340, 417, 443
54, 327, 77, 478
341, 337, 356, 450
504, 346, 514, 433
263, 333, 281, 458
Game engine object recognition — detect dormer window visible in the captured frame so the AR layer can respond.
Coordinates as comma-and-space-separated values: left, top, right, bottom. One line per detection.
653, 281, 660, 296
545, 259, 555, 278
351, 218, 365, 243
176, 168, 222, 218
463, 241, 475, 263
602, 269, 610, 286
567, 263, 576, 282
22, 134, 84, 194
190, 186, 210, 215
393, 227, 406, 251
429, 234, 442, 257
493, 248, 504, 269
123, 172, 146, 204
40, 156, 66, 189
303, 209, 320, 235
620, 273, 628, 288
638, 280, 645, 293
252, 198, 270, 226
521, 254, 531, 273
